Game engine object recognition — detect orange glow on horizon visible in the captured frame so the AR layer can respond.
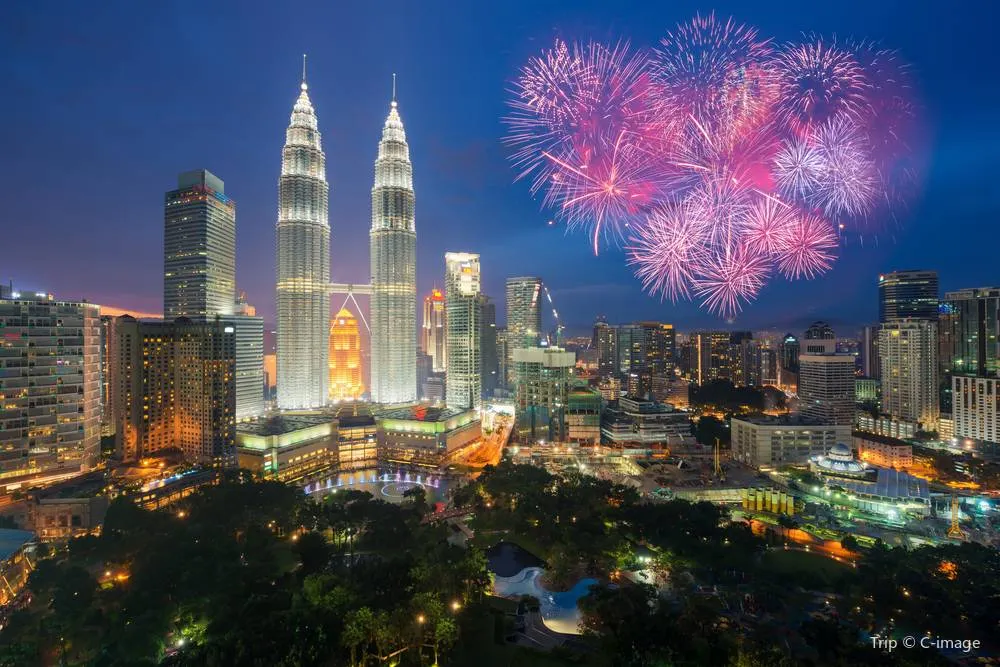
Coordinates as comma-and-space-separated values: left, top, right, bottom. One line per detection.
99, 305, 162, 319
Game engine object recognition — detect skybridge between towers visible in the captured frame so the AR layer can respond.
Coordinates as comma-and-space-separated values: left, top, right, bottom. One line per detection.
329, 283, 372, 333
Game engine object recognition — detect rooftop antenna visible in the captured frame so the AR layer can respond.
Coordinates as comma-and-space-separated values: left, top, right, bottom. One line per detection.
301, 53, 308, 90
392, 72, 397, 106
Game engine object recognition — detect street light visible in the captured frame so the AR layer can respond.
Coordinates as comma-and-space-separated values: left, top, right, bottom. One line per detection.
451, 600, 461, 612
416, 614, 426, 624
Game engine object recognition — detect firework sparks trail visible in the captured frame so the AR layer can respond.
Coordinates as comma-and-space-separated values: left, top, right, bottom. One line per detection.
504, 14, 920, 319
627, 204, 708, 302
776, 214, 839, 279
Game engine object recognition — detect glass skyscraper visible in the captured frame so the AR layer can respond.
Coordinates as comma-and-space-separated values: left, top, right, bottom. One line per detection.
164, 170, 235, 319
505, 277, 542, 386
878, 270, 939, 322
276, 71, 330, 409
370, 87, 417, 405
445, 253, 481, 410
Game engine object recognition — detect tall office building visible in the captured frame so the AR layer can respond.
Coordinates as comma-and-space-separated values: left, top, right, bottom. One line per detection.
0, 291, 101, 482
593, 319, 617, 377
879, 320, 939, 430
505, 277, 542, 385
496, 327, 509, 393
478, 295, 498, 399
616, 324, 644, 377
277, 69, 330, 409
329, 307, 364, 401
370, 85, 417, 405
445, 253, 481, 410
113, 316, 235, 466
692, 331, 733, 385
164, 170, 236, 320
799, 354, 856, 424
421, 289, 446, 373
940, 287, 1000, 377
803, 321, 837, 354
879, 270, 939, 322
230, 295, 265, 420
861, 324, 881, 379
513, 347, 576, 443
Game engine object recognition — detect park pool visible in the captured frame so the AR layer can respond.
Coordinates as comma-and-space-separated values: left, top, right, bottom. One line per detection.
492, 566, 598, 635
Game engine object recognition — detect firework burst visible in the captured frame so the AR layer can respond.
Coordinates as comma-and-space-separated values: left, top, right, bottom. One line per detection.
773, 138, 824, 201
812, 116, 878, 217
505, 17, 919, 319
776, 214, 839, 279
774, 38, 870, 135
627, 204, 708, 302
740, 195, 796, 255
693, 244, 772, 318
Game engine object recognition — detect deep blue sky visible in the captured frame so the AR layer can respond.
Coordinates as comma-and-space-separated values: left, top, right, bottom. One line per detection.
2, 0, 998, 335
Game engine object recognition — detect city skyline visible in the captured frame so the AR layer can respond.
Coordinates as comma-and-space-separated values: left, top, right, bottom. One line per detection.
2, 1, 999, 332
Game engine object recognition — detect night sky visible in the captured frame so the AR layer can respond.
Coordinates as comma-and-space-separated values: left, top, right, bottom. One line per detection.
2, 0, 997, 335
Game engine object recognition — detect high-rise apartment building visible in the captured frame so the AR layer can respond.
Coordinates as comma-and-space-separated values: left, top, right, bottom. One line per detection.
0, 292, 101, 482
370, 87, 417, 405
513, 347, 575, 442
505, 277, 542, 385
478, 295, 498, 400
329, 307, 363, 401
879, 270, 939, 323
277, 71, 330, 409
113, 316, 235, 466
879, 320, 939, 430
799, 354, 856, 424
164, 170, 236, 320
421, 289, 446, 373
953, 375, 1000, 444
593, 319, 617, 377
445, 253, 481, 410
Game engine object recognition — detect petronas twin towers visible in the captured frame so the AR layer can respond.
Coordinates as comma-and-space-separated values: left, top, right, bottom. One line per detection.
276, 62, 417, 409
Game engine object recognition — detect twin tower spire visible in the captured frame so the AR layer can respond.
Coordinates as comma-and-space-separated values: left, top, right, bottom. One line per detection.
276, 55, 417, 410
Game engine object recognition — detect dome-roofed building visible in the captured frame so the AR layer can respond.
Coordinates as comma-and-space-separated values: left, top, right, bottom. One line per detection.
809, 442, 874, 480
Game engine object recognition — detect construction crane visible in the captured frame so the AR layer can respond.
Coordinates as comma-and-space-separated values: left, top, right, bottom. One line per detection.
542, 284, 565, 347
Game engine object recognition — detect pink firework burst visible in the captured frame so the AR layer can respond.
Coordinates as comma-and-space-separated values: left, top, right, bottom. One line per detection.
652, 13, 773, 119
503, 17, 920, 320
692, 244, 771, 319
684, 166, 755, 248
773, 138, 824, 201
740, 194, 796, 255
775, 38, 870, 135
812, 116, 878, 218
776, 214, 839, 279
544, 131, 666, 253
627, 204, 708, 302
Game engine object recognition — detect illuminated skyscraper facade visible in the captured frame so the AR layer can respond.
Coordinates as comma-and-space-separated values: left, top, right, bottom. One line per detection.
421, 289, 446, 373
0, 292, 101, 481
112, 316, 235, 466
329, 307, 364, 401
370, 88, 416, 404
505, 277, 542, 386
445, 253, 481, 410
164, 170, 236, 320
277, 71, 330, 409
